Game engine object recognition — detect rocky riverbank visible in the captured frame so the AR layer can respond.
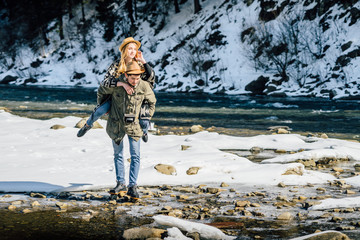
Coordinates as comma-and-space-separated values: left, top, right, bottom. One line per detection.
1, 175, 359, 239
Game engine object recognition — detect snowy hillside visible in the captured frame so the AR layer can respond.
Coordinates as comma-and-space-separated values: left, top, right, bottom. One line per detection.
0, 0, 359, 99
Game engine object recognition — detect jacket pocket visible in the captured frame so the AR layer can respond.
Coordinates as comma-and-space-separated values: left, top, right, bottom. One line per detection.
124, 121, 142, 136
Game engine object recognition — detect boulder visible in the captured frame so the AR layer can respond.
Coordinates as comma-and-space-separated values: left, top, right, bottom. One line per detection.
235, 200, 251, 208
220, 182, 229, 187
354, 164, 360, 172
30, 193, 46, 198
22, 208, 33, 214
75, 118, 103, 129
250, 147, 263, 154
206, 187, 223, 194
8, 205, 16, 211
50, 124, 66, 130
282, 165, 304, 175
277, 128, 290, 134
320, 133, 328, 139
123, 227, 166, 240
186, 167, 200, 175
31, 201, 41, 207
1, 75, 18, 84
0, 107, 11, 112
190, 125, 203, 133
245, 76, 269, 95
276, 212, 293, 220
296, 230, 350, 240
268, 126, 292, 132
155, 164, 177, 175
181, 145, 191, 150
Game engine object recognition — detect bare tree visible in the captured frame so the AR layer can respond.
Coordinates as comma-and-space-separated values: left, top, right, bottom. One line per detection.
242, 11, 322, 86
67, 0, 73, 19
194, 0, 201, 14
126, 0, 135, 26
58, 14, 64, 40
80, 0, 85, 23
174, 0, 180, 13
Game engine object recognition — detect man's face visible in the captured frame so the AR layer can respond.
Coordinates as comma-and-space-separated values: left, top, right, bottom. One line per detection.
126, 74, 141, 87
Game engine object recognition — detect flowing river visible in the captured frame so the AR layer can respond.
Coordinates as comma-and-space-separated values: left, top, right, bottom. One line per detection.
0, 85, 359, 140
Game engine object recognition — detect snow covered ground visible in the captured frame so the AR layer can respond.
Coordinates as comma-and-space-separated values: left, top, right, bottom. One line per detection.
1, 109, 360, 211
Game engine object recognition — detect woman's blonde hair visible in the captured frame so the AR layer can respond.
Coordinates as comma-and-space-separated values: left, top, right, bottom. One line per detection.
116, 43, 138, 77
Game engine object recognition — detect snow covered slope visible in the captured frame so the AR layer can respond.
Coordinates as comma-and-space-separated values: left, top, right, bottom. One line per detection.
0, 0, 359, 99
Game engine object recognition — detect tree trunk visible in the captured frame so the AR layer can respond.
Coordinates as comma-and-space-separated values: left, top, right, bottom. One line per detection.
126, 0, 135, 27
67, 0, 73, 19
58, 14, 64, 40
81, 0, 85, 23
174, 0, 180, 13
134, 0, 137, 20
194, 0, 201, 14
40, 26, 49, 46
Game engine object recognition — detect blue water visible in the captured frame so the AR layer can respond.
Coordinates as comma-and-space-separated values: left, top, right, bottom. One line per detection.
0, 85, 359, 137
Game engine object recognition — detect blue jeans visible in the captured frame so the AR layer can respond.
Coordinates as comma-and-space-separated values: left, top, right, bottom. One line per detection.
112, 136, 140, 187
87, 100, 149, 134
140, 119, 150, 134
86, 100, 111, 127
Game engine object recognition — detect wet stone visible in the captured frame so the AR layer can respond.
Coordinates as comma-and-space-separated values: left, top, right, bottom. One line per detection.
31, 201, 41, 207
336, 225, 356, 231
276, 212, 293, 221
220, 182, 229, 187
330, 216, 343, 222
345, 190, 356, 195
206, 187, 221, 194
186, 167, 200, 175
8, 205, 16, 211
235, 200, 250, 208
29, 193, 47, 198
303, 201, 321, 209
22, 208, 32, 214
276, 195, 288, 201
316, 187, 326, 192
181, 145, 190, 150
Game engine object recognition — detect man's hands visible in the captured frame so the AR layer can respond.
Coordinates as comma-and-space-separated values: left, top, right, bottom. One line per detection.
117, 81, 134, 95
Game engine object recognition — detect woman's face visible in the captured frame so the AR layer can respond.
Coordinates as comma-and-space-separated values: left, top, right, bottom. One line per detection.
126, 43, 138, 59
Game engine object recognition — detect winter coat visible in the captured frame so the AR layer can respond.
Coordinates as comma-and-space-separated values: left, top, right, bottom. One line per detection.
97, 77, 156, 143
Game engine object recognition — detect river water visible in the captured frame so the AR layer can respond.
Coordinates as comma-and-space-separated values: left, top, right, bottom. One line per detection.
0, 85, 359, 140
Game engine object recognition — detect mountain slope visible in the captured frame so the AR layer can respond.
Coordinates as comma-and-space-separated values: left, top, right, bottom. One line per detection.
0, 0, 359, 99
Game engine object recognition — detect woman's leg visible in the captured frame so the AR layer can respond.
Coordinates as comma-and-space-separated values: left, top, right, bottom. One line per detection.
77, 100, 111, 137
86, 100, 111, 127
139, 119, 150, 134
139, 119, 150, 142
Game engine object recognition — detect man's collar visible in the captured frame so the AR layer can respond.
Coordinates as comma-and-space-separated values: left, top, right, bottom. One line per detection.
125, 79, 138, 88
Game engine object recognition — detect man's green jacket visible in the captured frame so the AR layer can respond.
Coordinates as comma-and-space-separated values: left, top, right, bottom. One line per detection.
97, 78, 156, 143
